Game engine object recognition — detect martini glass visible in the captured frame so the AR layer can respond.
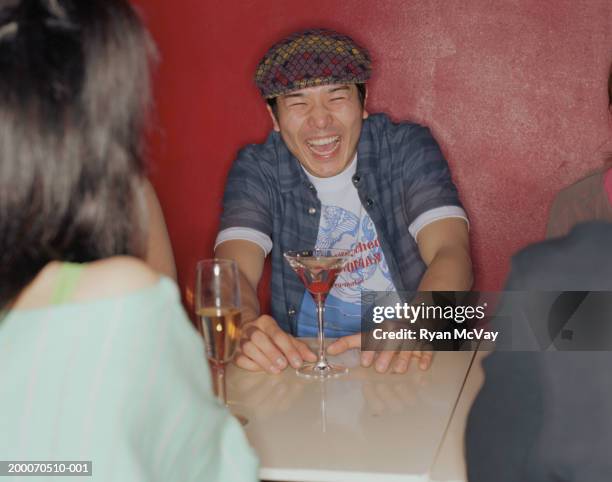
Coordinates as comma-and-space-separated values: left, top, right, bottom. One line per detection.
284, 248, 352, 378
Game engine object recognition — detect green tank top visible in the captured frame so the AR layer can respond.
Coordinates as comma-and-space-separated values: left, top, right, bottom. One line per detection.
50, 262, 84, 305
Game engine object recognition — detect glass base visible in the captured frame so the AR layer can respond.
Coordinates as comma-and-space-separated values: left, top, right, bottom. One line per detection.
226, 400, 248, 426
296, 362, 348, 379
233, 413, 248, 426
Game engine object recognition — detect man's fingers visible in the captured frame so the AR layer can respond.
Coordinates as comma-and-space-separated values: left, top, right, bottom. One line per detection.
327, 333, 361, 355
239, 315, 300, 372
265, 328, 305, 368
234, 353, 264, 372
257, 314, 285, 336
361, 350, 375, 367
392, 351, 413, 374
250, 329, 288, 370
253, 315, 308, 368
418, 350, 433, 370
374, 350, 395, 373
292, 338, 318, 363
241, 339, 282, 374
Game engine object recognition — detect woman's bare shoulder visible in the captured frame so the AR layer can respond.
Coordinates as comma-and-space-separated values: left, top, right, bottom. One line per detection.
75, 256, 161, 301
13, 257, 163, 310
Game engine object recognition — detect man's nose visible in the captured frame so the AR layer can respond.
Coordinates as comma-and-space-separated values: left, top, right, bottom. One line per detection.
308, 103, 332, 130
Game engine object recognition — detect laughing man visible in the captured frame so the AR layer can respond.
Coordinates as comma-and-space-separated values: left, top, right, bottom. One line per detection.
215, 29, 473, 374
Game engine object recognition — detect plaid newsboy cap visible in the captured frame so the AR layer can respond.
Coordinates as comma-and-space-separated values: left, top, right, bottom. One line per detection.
254, 28, 371, 99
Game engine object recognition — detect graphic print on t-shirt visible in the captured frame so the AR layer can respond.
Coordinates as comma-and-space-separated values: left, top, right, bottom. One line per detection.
315, 206, 359, 249
297, 205, 396, 337
334, 214, 393, 299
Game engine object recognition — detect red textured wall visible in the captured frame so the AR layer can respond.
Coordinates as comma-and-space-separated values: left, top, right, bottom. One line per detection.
132, 0, 612, 303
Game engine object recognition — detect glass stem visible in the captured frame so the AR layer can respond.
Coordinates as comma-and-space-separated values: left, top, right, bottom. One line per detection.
216, 363, 227, 407
316, 298, 328, 368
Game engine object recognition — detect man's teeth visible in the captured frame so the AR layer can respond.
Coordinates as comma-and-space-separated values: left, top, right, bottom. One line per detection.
307, 136, 339, 147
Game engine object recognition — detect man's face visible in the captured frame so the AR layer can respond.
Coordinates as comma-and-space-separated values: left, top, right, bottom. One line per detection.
267, 83, 368, 178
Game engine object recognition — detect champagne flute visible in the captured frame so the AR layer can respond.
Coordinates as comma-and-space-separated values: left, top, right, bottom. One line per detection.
195, 259, 247, 425
284, 248, 352, 378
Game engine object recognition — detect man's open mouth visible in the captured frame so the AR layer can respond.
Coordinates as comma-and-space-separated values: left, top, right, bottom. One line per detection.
306, 136, 340, 156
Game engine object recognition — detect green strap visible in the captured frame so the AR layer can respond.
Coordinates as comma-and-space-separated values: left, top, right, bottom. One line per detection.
50, 263, 84, 305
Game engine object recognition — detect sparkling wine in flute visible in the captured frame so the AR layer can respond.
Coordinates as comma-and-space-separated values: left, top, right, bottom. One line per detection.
284, 249, 352, 378
195, 259, 248, 425
196, 306, 241, 366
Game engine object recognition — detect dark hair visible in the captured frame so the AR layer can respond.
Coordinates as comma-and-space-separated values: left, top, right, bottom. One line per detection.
0, 0, 156, 307
266, 82, 367, 120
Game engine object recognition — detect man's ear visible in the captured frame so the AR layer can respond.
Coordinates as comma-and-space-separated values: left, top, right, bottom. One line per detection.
266, 104, 281, 132
362, 89, 369, 120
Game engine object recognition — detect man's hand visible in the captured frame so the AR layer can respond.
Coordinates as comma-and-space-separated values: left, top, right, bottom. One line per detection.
216, 240, 316, 373
327, 334, 433, 374
235, 315, 317, 374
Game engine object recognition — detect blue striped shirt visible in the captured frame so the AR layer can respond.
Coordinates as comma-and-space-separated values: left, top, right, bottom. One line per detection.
220, 113, 464, 335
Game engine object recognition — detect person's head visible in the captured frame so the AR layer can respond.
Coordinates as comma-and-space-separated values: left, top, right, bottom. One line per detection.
255, 29, 371, 178
0, 0, 156, 307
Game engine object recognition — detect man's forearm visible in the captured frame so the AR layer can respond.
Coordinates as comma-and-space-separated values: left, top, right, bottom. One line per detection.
238, 271, 261, 323
214, 240, 265, 324
417, 246, 473, 291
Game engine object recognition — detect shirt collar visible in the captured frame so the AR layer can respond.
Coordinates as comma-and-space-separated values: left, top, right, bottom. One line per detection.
355, 115, 378, 174
302, 153, 357, 191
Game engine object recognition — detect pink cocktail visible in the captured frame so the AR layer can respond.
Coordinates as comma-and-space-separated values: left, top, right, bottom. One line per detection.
284, 249, 351, 378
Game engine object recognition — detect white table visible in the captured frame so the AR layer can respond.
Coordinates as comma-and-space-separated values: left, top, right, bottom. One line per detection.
227, 344, 478, 482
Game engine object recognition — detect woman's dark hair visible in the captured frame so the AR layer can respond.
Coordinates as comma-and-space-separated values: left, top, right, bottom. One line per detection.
0, 0, 156, 307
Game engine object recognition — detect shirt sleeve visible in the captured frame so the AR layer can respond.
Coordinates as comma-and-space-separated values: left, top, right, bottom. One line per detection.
218, 147, 274, 237
215, 227, 273, 256
408, 205, 469, 239
397, 125, 464, 226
